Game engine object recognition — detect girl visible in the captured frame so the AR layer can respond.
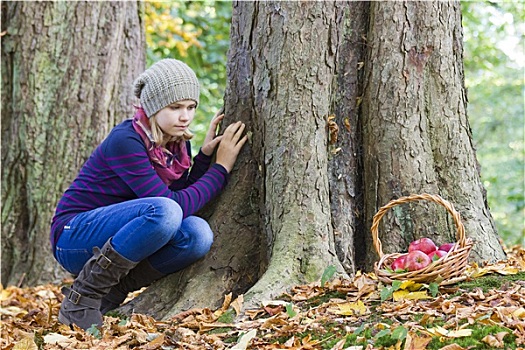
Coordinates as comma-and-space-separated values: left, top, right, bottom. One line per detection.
51, 59, 247, 330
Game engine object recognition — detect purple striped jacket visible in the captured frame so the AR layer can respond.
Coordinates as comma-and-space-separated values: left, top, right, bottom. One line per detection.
50, 119, 228, 250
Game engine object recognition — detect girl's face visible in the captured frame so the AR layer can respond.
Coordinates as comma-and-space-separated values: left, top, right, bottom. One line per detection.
153, 99, 196, 138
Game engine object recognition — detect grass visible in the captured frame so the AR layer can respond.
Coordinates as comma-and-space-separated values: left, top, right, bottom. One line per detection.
454, 271, 525, 293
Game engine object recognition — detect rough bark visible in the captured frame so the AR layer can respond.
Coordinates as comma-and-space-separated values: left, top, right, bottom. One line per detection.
328, 1, 370, 273
1, 1, 145, 286
360, 1, 506, 267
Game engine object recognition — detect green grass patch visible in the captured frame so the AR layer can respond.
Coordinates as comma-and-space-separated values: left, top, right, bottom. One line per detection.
427, 324, 516, 350
455, 271, 525, 294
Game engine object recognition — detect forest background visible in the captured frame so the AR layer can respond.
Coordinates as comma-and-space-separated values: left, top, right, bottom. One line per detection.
143, 0, 523, 246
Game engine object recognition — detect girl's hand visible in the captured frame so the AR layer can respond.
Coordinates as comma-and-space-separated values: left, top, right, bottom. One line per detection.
215, 121, 248, 173
201, 111, 225, 156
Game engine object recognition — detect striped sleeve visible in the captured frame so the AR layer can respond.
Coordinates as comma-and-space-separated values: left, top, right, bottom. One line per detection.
104, 129, 229, 218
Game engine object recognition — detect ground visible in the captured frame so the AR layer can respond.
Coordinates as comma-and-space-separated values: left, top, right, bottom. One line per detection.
1, 245, 524, 350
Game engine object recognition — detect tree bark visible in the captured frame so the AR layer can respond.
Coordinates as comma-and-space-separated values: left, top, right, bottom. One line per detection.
1, 1, 145, 286
360, 1, 506, 266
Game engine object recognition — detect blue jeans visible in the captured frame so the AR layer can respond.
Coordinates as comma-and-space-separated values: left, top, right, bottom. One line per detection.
55, 197, 213, 275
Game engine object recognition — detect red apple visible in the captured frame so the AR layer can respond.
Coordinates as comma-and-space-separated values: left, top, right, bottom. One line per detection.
391, 255, 407, 272
438, 242, 455, 252
404, 251, 431, 271
428, 250, 447, 261
408, 238, 437, 255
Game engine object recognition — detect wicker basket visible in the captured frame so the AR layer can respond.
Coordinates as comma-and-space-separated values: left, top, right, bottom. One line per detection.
372, 193, 474, 286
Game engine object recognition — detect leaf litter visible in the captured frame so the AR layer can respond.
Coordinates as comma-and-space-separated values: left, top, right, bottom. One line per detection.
1, 245, 524, 350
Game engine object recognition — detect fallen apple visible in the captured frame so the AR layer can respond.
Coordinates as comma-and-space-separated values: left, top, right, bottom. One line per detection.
404, 250, 431, 271
428, 250, 447, 261
391, 255, 407, 272
438, 242, 455, 252
409, 237, 437, 255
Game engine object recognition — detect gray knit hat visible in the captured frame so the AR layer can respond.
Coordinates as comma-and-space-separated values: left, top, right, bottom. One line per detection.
133, 59, 200, 118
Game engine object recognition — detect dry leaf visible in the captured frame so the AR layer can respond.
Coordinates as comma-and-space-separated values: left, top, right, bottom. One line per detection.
403, 331, 432, 350
425, 326, 473, 338
482, 331, 509, 348
393, 290, 430, 301
12, 336, 38, 350
331, 300, 368, 316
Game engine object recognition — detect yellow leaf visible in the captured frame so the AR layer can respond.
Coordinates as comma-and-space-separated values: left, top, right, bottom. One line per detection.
398, 280, 424, 291
393, 290, 429, 301
496, 266, 519, 275
426, 326, 472, 338
13, 336, 38, 350
336, 300, 367, 316
512, 307, 525, 319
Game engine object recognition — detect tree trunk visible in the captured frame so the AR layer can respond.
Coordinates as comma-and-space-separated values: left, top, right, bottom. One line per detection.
121, 1, 354, 318
360, 1, 506, 266
121, 1, 505, 320
1, 1, 145, 286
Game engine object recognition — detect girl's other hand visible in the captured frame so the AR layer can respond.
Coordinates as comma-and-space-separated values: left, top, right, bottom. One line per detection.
201, 111, 224, 156
215, 121, 248, 173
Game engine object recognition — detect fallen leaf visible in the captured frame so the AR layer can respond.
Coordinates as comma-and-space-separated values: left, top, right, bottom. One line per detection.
13, 336, 38, 350
332, 300, 367, 316
425, 326, 473, 338
403, 331, 431, 350
393, 290, 430, 301
231, 329, 257, 350
482, 331, 509, 348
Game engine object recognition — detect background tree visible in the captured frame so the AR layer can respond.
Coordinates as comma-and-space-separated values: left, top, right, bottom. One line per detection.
461, 1, 524, 246
121, 1, 505, 319
144, 1, 231, 151
1, 1, 145, 286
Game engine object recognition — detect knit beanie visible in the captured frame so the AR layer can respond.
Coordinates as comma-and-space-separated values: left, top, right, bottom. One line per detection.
133, 59, 200, 118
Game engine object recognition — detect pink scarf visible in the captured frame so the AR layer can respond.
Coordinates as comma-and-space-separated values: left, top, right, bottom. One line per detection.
132, 107, 191, 185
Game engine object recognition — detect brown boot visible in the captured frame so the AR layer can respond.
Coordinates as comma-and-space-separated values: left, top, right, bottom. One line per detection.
100, 259, 165, 314
58, 239, 138, 330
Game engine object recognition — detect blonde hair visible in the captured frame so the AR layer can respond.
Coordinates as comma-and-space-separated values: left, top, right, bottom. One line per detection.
150, 115, 193, 146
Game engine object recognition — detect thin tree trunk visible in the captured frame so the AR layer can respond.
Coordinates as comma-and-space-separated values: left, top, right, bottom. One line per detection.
1, 1, 145, 286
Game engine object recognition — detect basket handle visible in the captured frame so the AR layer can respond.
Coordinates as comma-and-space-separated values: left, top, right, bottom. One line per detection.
371, 193, 466, 258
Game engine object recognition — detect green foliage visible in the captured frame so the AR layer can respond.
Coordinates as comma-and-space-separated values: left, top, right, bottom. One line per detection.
86, 324, 102, 339
144, 1, 232, 153
380, 280, 402, 302
462, 1, 525, 245
217, 308, 235, 323
285, 303, 297, 318
320, 265, 337, 287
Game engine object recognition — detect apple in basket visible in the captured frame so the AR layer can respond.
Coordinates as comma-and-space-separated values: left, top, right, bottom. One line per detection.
408, 237, 437, 255
404, 250, 431, 271
390, 254, 407, 272
428, 250, 447, 261
439, 242, 455, 252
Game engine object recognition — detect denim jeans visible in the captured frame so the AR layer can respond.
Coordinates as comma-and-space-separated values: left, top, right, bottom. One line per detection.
55, 197, 213, 275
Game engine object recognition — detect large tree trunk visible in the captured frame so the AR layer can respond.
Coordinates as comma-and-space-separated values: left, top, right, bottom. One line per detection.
121, 1, 354, 318
1, 1, 145, 286
121, 0, 505, 320
360, 1, 506, 266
